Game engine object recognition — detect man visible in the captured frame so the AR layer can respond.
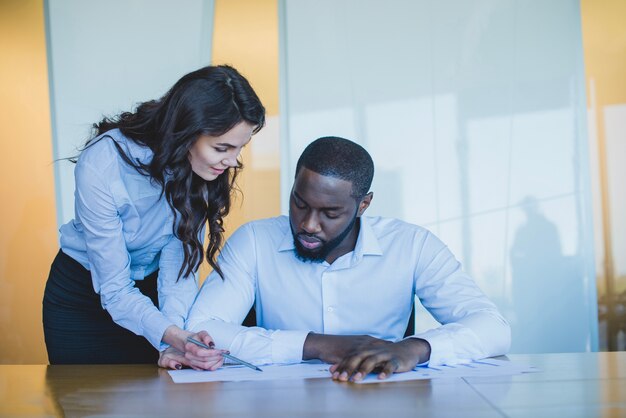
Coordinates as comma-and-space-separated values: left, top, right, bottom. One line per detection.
183, 136, 510, 381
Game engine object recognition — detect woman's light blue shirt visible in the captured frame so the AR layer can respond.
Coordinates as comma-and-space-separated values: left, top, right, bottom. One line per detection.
60, 129, 198, 350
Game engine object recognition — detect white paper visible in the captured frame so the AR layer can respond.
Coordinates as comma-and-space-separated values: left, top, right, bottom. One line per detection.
355, 359, 540, 384
168, 362, 331, 383
168, 358, 539, 384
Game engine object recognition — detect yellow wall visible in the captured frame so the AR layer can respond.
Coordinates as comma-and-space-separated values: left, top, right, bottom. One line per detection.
1, 0, 619, 363
581, 0, 626, 296
0, 0, 279, 362
200, 0, 281, 281
0, 0, 57, 364
581, 0, 626, 107
212, 0, 279, 116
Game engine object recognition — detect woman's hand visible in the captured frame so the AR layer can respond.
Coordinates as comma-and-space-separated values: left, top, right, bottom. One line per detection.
183, 330, 227, 371
160, 326, 226, 370
158, 346, 187, 370
161, 325, 193, 352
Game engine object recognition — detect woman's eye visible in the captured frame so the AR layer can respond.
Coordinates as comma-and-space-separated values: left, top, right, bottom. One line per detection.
214, 147, 228, 153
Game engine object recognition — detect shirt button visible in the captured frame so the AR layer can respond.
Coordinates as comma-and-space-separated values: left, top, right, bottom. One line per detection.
327, 306, 334, 313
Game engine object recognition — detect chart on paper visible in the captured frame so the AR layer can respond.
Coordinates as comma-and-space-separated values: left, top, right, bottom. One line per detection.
168, 358, 539, 384
355, 358, 539, 384
169, 362, 331, 383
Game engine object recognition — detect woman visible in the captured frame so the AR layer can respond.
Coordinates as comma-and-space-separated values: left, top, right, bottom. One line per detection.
42, 65, 265, 369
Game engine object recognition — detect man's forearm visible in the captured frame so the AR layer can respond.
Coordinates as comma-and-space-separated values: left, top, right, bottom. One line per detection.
302, 332, 327, 361
303, 333, 391, 364
304, 332, 432, 367
398, 337, 432, 364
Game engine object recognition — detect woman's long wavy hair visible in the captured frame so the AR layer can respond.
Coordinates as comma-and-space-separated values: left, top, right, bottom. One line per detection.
84, 65, 265, 279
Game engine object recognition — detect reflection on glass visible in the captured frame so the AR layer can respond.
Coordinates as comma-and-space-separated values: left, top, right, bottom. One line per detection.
281, 0, 597, 353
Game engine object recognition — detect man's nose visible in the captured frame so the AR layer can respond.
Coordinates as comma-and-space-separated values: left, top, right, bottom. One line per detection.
301, 212, 322, 234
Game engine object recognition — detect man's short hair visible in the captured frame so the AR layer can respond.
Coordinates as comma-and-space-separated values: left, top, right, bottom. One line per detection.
295, 136, 374, 199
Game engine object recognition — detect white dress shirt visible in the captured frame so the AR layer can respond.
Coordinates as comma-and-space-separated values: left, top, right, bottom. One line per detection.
186, 215, 510, 366
60, 129, 198, 349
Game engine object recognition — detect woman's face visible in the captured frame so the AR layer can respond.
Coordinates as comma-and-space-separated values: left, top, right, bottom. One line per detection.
188, 121, 255, 181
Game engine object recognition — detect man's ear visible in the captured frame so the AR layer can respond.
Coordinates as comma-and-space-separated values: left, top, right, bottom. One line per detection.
357, 192, 373, 216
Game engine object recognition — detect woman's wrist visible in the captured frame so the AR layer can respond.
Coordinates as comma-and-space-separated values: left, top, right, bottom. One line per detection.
162, 325, 192, 352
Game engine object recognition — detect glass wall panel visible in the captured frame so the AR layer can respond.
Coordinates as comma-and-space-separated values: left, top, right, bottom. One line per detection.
280, 0, 597, 353
47, 0, 214, 226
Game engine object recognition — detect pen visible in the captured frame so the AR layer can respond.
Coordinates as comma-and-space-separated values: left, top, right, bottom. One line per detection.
186, 336, 263, 372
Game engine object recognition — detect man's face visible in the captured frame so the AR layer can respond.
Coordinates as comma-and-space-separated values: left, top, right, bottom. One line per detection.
289, 168, 370, 263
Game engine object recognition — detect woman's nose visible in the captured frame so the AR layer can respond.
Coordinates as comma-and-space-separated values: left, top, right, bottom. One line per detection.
222, 152, 239, 167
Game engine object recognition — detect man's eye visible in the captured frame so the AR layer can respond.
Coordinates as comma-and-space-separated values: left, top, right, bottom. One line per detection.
294, 201, 306, 209
325, 212, 339, 219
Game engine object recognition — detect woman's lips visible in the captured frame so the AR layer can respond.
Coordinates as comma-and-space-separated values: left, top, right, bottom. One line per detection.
210, 167, 225, 175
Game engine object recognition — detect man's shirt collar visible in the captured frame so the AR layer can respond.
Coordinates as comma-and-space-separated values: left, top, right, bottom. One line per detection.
277, 216, 383, 259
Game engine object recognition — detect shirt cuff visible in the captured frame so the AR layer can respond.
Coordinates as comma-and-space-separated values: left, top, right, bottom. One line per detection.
143, 312, 173, 351
270, 330, 310, 364
190, 319, 247, 350
412, 328, 457, 366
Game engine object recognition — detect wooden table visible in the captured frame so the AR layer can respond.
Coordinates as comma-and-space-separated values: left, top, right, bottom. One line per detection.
1, 352, 625, 417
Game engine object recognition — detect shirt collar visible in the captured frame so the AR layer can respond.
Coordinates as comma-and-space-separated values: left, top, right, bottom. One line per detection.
106, 128, 153, 165
277, 216, 383, 258
354, 216, 383, 257
278, 222, 296, 252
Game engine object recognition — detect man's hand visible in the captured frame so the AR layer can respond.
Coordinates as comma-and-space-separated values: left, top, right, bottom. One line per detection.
303, 333, 390, 365
303, 333, 431, 382
330, 338, 431, 382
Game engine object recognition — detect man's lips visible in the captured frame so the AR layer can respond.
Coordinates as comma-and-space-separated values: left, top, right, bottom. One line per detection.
297, 235, 322, 250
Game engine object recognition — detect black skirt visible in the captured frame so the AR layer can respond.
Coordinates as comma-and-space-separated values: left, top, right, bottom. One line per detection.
42, 250, 159, 364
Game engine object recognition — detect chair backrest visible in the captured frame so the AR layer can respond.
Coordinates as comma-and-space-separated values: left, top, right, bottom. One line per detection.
403, 303, 415, 338
242, 307, 257, 327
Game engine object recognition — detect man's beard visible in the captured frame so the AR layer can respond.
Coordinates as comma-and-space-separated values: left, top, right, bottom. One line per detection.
291, 212, 359, 263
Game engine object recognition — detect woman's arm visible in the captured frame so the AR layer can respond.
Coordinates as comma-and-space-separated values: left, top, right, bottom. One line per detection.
74, 154, 173, 349
155, 234, 200, 351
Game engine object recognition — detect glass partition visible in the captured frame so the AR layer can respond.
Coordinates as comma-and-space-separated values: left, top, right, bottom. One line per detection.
279, 0, 598, 353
